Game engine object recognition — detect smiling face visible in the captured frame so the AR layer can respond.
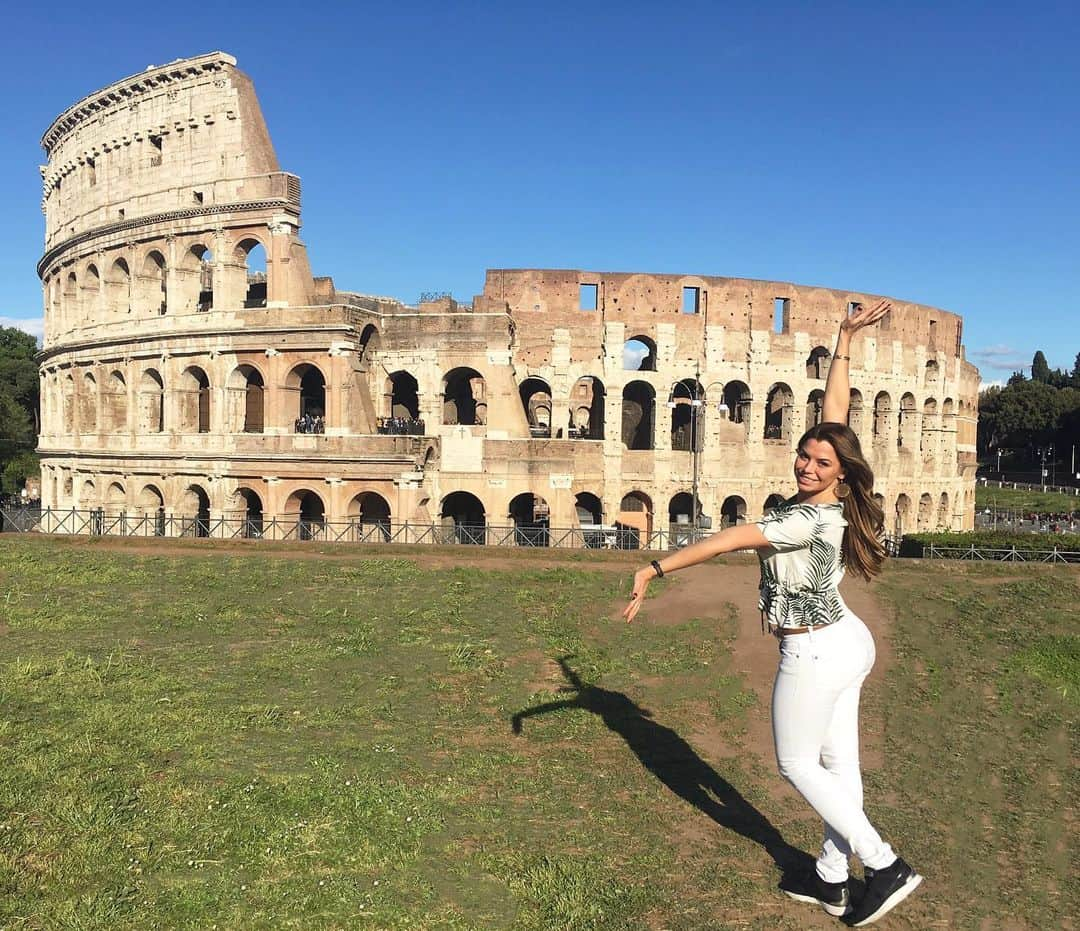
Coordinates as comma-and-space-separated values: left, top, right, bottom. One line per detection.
794, 437, 845, 502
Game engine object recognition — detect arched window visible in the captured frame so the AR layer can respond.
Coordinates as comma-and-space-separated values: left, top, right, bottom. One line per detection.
925, 360, 939, 385
180, 485, 211, 538
139, 369, 165, 433
848, 389, 864, 435
188, 244, 214, 312
140, 251, 167, 315
443, 368, 486, 426
62, 373, 75, 433
351, 491, 391, 541
441, 491, 486, 544
79, 371, 98, 432
669, 378, 703, 451
359, 324, 381, 366
519, 378, 552, 438
286, 363, 327, 431
805, 346, 831, 379
105, 482, 126, 515
764, 493, 786, 513
621, 381, 655, 449
894, 493, 911, 537
64, 271, 78, 324
616, 491, 652, 546
805, 389, 825, 429
227, 365, 265, 433
918, 492, 934, 532
668, 492, 696, 525
236, 488, 264, 538
623, 336, 657, 372
921, 398, 938, 455
873, 392, 892, 441
387, 371, 420, 419
138, 485, 165, 535
236, 239, 267, 308
285, 489, 325, 541
764, 383, 794, 441
509, 493, 550, 546
937, 493, 950, 530
574, 492, 603, 525
104, 371, 128, 433
570, 377, 605, 440
898, 393, 917, 448
106, 259, 130, 317
178, 367, 211, 433
722, 381, 752, 427
83, 264, 101, 323
720, 495, 746, 528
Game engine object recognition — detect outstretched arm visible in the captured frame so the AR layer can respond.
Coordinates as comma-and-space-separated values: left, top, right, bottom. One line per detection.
622, 523, 770, 623
822, 300, 891, 423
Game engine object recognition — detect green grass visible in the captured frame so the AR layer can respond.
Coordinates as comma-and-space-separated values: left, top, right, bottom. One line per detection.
0, 536, 1076, 929
976, 484, 1080, 515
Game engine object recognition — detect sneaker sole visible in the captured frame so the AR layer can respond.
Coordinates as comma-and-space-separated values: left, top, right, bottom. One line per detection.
782, 889, 850, 917
849, 873, 923, 927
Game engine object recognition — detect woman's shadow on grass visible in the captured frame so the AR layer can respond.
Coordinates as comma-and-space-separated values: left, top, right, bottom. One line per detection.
511, 657, 814, 876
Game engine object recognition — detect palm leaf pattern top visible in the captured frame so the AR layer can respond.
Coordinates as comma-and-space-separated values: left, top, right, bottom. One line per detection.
757, 500, 846, 629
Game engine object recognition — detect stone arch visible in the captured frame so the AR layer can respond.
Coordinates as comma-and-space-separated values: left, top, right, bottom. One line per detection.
925, 359, 939, 385
103, 370, 128, 432
764, 383, 794, 440
519, 377, 552, 437
358, 323, 381, 366
386, 370, 420, 419
847, 388, 864, 435
182, 243, 215, 312
720, 495, 747, 528
106, 258, 130, 317
918, 492, 934, 532
350, 491, 391, 541
80, 478, 97, 509
62, 372, 76, 433
82, 264, 101, 323
104, 481, 126, 515
669, 378, 703, 451
235, 238, 267, 308
805, 346, 831, 380
898, 392, 918, 448
79, 371, 98, 432
178, 366, 211, 433
668, 491, 696, 525
624, 335, 657, 372
621, 381, 655, 449
617, 490, 652, 543
440, 491, 486, 544
722, 381, 752, 426
805, 389, 826, 429
921, 398, 938, 454
509, 492, 550, 546
64, 270, 78, 324
873, 391, 892, 440
179, 485, 211, 537
894, 493, 912, 537
443, 367, 486, 426
571, 376, 605, 440
574, 491, 603, 525
764, 493, 787, 513
937, 492, 950, 530
139, 369, 165, 433
286, 363, 327, 427
284, 488, 325, 540
235, 487, 264, 538
139, 250, 167, 315
137, 485, 165, 531
227, 364, 265, 433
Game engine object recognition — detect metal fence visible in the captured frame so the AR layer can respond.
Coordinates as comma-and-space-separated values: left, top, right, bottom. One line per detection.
0, 506, 720, 551
924, 542, 1080, 564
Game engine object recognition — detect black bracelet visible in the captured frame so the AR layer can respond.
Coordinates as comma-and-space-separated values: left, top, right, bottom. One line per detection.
650, 559, 664, 578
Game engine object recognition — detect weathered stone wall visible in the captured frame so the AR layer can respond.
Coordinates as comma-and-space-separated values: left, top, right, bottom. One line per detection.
36, 53, 980, 543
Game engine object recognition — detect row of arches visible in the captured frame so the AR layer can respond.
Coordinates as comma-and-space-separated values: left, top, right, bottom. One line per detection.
47, 362, 326, 435
45, 238, 267, 331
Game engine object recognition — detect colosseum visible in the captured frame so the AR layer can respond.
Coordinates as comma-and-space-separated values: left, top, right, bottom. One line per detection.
35, 52, 980, 545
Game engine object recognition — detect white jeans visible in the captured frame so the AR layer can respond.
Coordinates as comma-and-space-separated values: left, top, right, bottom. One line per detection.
771, 610, 896, 883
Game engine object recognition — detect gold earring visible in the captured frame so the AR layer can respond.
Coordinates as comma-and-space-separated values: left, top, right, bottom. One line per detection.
836, 479, 851, 500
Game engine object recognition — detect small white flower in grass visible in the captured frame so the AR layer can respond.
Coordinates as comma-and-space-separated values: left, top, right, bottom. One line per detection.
406, 816, 412, 822
319, 880, 325, 887
373, 880, 379, 886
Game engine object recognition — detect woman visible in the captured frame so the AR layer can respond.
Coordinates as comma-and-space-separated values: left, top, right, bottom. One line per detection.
623, 302, 922, 927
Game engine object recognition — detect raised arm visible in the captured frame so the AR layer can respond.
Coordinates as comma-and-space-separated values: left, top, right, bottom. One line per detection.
622, 523, 769, 623
821, 299, 892, 423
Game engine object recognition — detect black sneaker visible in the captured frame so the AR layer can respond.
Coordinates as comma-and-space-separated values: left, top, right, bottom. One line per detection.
779, 869, 851, 917
843, 857, 923, 926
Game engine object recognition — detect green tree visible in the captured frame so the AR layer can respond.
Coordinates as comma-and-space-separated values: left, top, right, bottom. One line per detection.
1072, 351, 1080, 388
1, 450, 39, 496
991, 378, 1060, 448
0, 326, 39, 492
1031, 350, 1051, 383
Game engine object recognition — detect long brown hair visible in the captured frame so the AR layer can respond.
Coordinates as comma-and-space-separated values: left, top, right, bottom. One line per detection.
797, 422, 886, 581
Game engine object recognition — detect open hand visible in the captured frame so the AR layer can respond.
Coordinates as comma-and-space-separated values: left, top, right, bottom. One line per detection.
622, 567, 654, 623
841, 299, 891, 334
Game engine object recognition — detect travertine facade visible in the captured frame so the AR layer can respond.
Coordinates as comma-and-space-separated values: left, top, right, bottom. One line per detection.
37, 53, 979, 542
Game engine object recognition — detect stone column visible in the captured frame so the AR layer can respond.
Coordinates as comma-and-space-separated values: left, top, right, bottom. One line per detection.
267, 217, 293, 308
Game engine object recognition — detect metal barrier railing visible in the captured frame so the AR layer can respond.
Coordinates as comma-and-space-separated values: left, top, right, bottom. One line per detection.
925, 543, 1080, 564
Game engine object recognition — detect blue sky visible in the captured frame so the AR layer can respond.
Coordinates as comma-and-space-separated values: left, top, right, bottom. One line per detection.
2, 1, 1077, 383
